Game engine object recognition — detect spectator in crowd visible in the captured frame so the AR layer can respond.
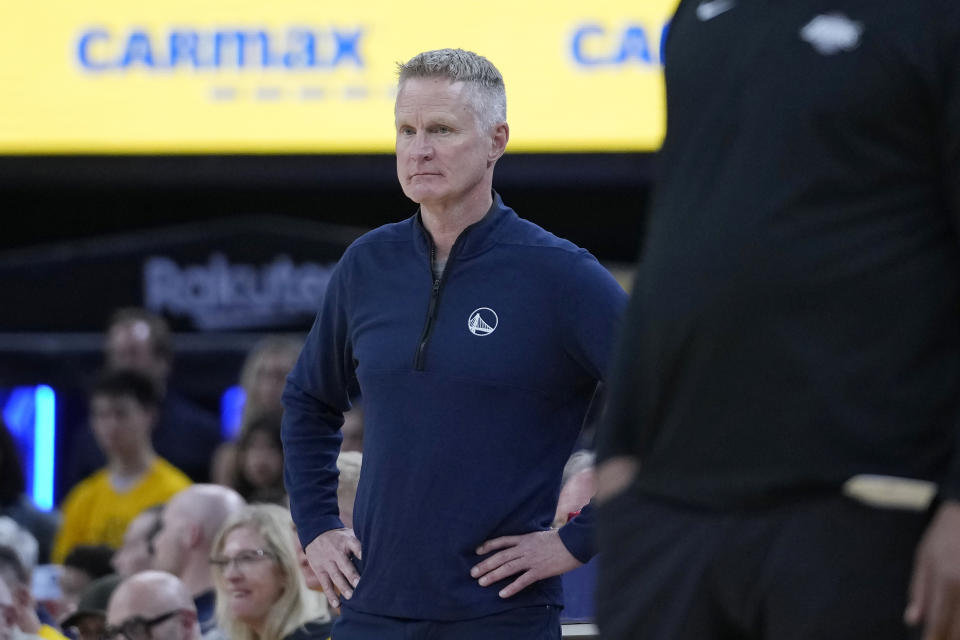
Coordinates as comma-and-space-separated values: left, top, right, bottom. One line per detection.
0, 419, 59, 565
210, 504, 331, 640
334, 452, 361, 531
52, 369, 191, 564
59, 574, 121, 640
65, 307, 222, 490
111, 506, 163, 578
553, 450, 596, 528
228, 411, 286, 506
0, 573, 16, 640
58, 546, 114, 617
0, 518, 62, 631
0, 545, 67, 640
151, 485, 245, 635
212, 336, 303, 487
105, 571, 200, 640
282, 47, 626, 638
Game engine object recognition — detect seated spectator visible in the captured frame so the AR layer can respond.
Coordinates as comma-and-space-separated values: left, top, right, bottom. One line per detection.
105, 571, 200, 640
111, 506, 162, 578
52, 370, 192, 564
65, 308, 222, 490
58, 546, 114, 617
59, 574, 121, 640
212, 336, 303, 487
0, 419, 60, 565
0, 572, 17, 640
151, 485, 245, 635
0, 545, 68, 640
230, 411, 286, 506
210, 504, 331, 640
334, 452, 362, 530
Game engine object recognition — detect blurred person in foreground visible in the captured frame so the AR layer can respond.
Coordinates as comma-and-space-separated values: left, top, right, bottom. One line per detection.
111, 506, 163, 578
212, 336, 303, 487
0, 420, 59, 565
210, 504, 331, 640
105, 571, 199, 640
0, 546, 67, 640
59, 574, 121, 640
151, 485, 245, 635
66, 308, 221, 490
594, 3, 960, 640
52, 370, 191, 564
282, 47, 626, 639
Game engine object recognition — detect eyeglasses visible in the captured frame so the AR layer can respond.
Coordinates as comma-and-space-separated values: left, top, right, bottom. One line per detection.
208, 548, 275, 572
102, 610, 190, 640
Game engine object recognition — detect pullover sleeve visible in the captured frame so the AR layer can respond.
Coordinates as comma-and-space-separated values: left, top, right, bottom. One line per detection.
282, 257, 355, 548
556, 250, 628, 560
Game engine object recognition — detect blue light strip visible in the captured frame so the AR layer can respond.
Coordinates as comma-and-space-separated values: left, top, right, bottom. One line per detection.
221, 386, 246, 441
32, 385, 55, 511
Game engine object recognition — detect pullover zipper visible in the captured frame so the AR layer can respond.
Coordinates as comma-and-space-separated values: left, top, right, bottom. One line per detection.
414, 230, 470, 370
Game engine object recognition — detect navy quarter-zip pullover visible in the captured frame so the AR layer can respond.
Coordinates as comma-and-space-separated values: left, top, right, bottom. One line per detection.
282, 193, 627, 620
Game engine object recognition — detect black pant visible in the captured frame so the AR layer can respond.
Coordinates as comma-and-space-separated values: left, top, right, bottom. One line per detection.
596, 491, 931, 640
331, 605, 561, 640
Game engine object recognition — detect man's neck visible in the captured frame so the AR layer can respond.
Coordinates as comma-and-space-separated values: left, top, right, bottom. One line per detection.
108, 449, 155, 479
420, 188, 493, 262
182, 559, 215, 599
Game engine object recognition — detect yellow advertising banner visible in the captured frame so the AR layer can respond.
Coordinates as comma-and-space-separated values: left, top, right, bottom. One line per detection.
0, 1, 677, 154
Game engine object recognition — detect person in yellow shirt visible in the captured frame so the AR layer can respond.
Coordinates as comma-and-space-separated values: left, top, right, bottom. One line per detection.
52, 369, 191, 564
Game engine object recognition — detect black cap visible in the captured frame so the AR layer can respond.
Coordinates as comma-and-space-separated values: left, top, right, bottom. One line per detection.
61, 574, 123, 629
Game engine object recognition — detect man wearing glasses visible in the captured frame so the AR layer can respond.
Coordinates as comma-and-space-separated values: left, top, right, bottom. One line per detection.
105, 571, 199, 640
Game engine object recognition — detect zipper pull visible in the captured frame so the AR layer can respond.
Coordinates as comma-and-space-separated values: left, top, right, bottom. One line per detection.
432, 279, 440, 294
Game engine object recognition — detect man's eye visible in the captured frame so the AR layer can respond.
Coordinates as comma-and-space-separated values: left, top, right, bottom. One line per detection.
436, 126, 450, 134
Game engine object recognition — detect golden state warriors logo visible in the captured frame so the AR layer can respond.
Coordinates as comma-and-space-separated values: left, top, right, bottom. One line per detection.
468, 307, 498, 336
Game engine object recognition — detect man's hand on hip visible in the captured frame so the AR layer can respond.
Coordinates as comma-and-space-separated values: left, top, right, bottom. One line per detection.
471, 529, 582, 599
905, 500, 960, 640
305, 528, 363, 609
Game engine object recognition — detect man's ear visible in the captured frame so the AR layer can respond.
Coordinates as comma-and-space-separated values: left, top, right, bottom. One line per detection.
488, 122, 510, 164
184, 522, 203, 550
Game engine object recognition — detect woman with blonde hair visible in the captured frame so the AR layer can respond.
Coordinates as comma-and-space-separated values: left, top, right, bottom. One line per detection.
210, 503, 331, 640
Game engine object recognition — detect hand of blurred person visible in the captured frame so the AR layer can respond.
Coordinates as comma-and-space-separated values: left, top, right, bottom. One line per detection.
304, 528, 362, 609
595, 455, 639, 504
471, 529, 581, 599
905, 500, 960, 640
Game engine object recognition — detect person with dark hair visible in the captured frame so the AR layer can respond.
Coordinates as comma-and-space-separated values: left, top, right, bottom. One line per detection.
0, 419, 59, 565
52, 369, 191, 563
59, 574, 122, 640
64, 307, 222, 491
58, 545, 115, 617
229, 411, 286, 505
111, 505, 163, 578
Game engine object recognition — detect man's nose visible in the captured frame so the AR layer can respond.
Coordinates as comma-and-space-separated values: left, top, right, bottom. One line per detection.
410, 133, 433, 161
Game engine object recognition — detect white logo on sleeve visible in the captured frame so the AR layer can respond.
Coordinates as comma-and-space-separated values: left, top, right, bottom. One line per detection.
800, 13, 863, 55
468, 308, 498, 336
696, 0, 736, 22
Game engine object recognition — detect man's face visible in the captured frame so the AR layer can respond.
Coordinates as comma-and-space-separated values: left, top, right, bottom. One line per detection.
106, 322, 167, 383
107, 595, 197, 640
150, 506, 188, 578
113, 511, 160, 577
90, 395, 154, 461
395, 78, 497, 210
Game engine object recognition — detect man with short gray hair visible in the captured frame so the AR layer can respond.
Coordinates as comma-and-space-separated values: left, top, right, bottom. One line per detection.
283, 48, 626, 638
